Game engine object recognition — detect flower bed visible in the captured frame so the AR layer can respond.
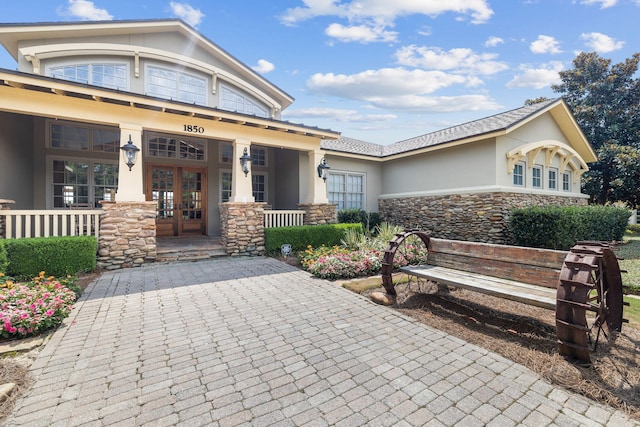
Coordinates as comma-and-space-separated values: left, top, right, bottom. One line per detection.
0, 272, 77, 339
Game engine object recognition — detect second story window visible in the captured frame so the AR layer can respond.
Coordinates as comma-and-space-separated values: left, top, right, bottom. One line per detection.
49, 63, 128, 90
513, 163, 524, 186
532, 166, 542, 189
220, 84, 268, 118
146, 66, 207, 105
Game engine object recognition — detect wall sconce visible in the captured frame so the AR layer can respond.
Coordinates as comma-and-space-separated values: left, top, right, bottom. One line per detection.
317, 157, 330, 182
239, 147, 252, 177
120, 135, 140, 171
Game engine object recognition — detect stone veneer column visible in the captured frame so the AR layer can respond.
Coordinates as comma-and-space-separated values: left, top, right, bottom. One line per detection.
0, 199, 15, 239
220, 202, 265, 256
378, 192, 587, 245
97, 201, 157, 269
297, 203, 337, 225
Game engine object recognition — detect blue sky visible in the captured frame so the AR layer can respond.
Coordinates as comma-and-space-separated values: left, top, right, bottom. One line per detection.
0, 0, 638, 145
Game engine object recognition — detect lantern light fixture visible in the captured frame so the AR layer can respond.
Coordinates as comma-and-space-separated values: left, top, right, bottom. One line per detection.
239, 147, 252, 177
120, 135, 140, 171
317, 157, 330, 182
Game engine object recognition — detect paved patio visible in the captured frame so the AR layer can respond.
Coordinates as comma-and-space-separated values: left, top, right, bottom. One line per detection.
5, 257, 637, 426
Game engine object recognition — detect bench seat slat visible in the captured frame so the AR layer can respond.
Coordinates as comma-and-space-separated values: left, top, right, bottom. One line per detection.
400, 265, 557, 310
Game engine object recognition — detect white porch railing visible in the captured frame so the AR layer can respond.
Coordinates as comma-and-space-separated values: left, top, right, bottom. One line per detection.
263, 210, 305, 228
1, 210, 101, 239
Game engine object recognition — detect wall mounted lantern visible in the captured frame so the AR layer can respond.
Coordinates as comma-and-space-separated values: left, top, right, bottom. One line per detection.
317, 157, 330, 182
239, 147, 252, 177
120, 135, 140, 171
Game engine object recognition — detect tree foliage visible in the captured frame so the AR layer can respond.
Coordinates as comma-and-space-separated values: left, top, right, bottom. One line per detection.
552, 52, 640, 205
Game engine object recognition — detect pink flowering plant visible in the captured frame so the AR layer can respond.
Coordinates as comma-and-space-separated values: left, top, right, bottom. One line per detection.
0, 271, 77, 339
306, 248, 382, 280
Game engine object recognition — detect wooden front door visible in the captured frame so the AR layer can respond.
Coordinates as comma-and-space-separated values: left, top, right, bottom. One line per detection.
146, 165, 207, 236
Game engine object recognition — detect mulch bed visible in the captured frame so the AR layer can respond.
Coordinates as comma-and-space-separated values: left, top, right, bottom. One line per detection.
360, 279, 640, 420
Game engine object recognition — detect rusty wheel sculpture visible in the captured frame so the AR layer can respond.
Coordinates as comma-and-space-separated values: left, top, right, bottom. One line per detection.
556, 241, 626, 364
381, 230, 431, 297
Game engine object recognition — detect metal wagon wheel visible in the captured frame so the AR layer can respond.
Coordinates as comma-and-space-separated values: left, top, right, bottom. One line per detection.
381, 230, 431, 297
555, 241, 626, 364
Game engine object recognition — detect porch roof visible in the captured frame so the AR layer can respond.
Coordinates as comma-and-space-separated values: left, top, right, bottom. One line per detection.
0, 68, 340, 140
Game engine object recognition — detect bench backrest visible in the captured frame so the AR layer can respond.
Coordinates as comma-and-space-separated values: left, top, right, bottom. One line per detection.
427, 238, 567, 289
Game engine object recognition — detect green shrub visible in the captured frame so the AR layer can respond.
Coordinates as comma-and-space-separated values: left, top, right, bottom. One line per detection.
0, 240, 8, 274
4, 236, 97, 280
510, 205, 631, 250
628, 224, 640, 235
337, 209, 382, 233
264, 223, 362, 255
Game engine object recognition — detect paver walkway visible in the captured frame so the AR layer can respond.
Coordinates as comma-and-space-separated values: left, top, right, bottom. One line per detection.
5, 257, 637, 426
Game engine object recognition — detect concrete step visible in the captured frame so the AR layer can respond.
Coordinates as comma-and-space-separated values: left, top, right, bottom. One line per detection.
155, 249, 228, 262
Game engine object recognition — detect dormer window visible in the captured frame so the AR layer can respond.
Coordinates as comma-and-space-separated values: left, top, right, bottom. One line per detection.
49, 63, 128, 90
220, 84, 268, 118
146, 65, 207, 105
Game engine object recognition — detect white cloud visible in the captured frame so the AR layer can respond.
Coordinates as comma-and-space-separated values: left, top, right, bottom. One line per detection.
58, 0, 112, 20
283, 107, 397, 123
506, 61, 563, 89
395, 45, 508, 75
484, 36, 504, 47
580, 0, 618, 8
280, 0, 494, 27
170, 2, 205, 27
252, 59, 275, 74
325, 23, 398, 43
580, 32, 625, 53
367, 94, 502, 112
530, 35, 563, 54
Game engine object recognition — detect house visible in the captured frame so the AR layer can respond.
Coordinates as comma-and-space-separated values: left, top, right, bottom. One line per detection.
0, 19, 596, 268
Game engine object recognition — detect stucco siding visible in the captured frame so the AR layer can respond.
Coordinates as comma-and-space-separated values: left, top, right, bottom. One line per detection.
381, 139, 496, 196
0, 112, 34, 209
324, 155, 382, 213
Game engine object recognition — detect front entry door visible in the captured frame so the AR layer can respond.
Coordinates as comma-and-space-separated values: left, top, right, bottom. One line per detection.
146, 165, 207, 236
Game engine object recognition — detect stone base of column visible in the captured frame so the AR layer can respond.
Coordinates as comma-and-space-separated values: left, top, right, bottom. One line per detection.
0, 199, 15, 239
297, 203, 337, 225
220, 202, 265, 256
97, 201, 157, 270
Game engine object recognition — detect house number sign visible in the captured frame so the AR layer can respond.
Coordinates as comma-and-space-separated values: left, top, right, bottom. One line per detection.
183, 124, 205, 134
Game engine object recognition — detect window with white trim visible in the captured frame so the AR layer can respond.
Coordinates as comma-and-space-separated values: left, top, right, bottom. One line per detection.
562, 172, 571, 192
220, 84, 268, 118
146, 65, 207, 105
251, 147, 267, 167
147, 134, 206, 161
49, 121, 120, 152
252, 173, 267, 202
328, 172, 364, 210
548, 168, 558, 190
221, 171, 232, 202
49, 63, 128, 90
513, 162, 525, 186
52, 159, 118, 208
532, 165, 542, 189
220, 143, 234, 164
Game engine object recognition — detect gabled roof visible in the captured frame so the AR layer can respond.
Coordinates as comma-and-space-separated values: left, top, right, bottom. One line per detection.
321, 98, 596, 162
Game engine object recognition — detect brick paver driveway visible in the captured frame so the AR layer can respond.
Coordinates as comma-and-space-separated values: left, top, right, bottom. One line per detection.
5, 257, 636, 426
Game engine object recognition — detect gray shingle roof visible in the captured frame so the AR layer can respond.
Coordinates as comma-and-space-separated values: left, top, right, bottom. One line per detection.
321, 98, 562, 158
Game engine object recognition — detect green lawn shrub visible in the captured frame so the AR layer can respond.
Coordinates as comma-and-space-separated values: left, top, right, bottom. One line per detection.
337, 209, 382, 233
4, 236, 97, 280
510, 205, 631, 250
265, 223, 362, 255
0, 240, 8, 273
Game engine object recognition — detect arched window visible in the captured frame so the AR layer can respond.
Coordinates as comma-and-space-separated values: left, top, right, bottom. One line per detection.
220, 84, 268, 118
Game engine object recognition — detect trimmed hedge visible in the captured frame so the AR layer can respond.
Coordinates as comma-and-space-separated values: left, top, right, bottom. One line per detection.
0, 240, 8, 273
337, 209, 382, 233
4, 236, 97, 280
265, 223, 363, 255
510, 205, 631, 250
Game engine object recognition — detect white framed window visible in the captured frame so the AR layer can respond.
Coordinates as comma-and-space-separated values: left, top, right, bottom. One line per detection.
328, 172, 364, 210
146, 134, 207, 161
562, 172, 571, 192
48, 120, 120, 152
220, 84, 268, 118
548, 168, 558, 190
49, 63, 128, 90
513, 162, 525, 187
146, 65, 207, 105
251, 146, 267, 167
219, 143, 234, 164
252, 173, 267, 202
532, 165, 542, 189
50, 158, 118, 208
220, 170, 232, 202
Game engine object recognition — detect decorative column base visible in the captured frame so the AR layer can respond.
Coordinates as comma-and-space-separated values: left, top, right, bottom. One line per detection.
297, 203, 337, 225
97, 201, 157, 270
220, 202, 265, 256
0, 199, 16, 239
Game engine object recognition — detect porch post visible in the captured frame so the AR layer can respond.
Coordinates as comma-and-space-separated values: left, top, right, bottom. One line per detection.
304, 149, 329, 204
115, 124, 145, 202
229, 138, 255, 203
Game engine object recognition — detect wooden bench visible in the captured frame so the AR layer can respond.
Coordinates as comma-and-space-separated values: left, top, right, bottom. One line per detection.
375, 230, 626, 364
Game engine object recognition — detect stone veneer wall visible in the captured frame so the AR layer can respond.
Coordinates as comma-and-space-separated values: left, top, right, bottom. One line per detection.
0, 199, 15, 239
379, 192, 587, 245
97, 201, 157, 270
220, 202, 265, 256
298, 203, 337, 225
